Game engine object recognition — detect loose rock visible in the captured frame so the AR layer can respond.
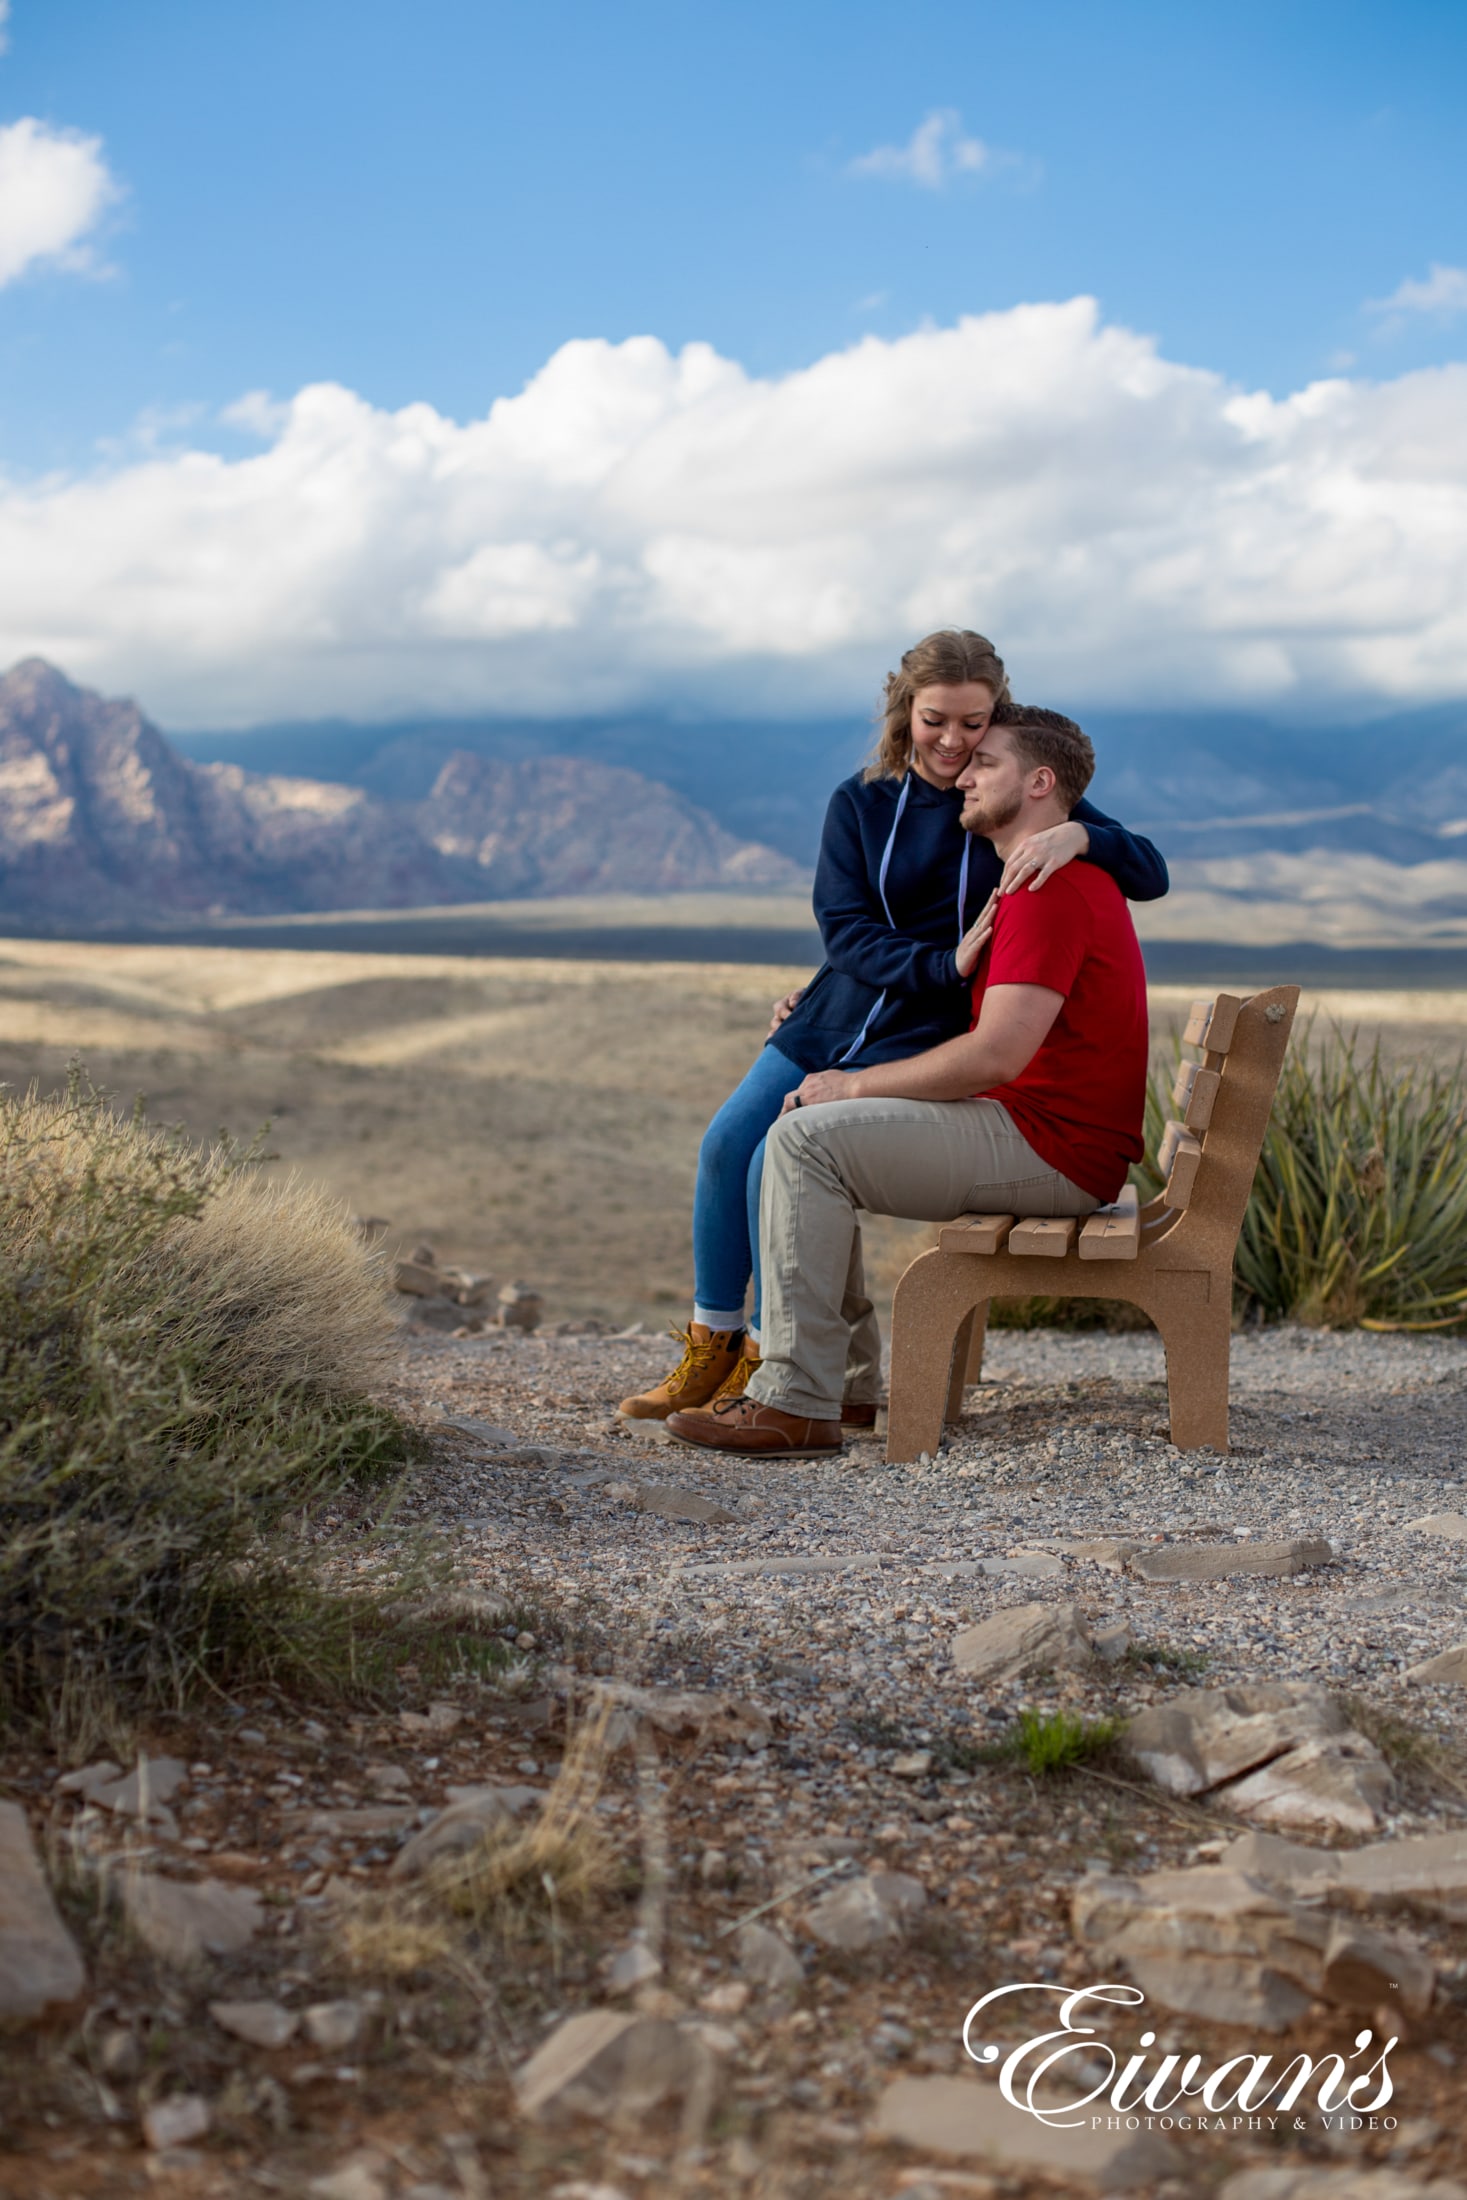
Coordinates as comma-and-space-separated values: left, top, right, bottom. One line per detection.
1128, 1538, 1333, 1581
121, 1873, 263, 1966
389, 1787, 523, 1879
303, 2000, 363, 2051
950, 1601, 1097, 1682
631, 1483, 739, 1526
1071, 1864, 1433, 2029
1123, 1682, 1394, 1834
803, 1870, 926, 1953
209, 1999, 299, 2048
1405, 1644, 1467, 1685
142, 2095, 210, 2150
0, 1799, 86, 2023
1403, 1512, 1467, 1540
735, 1922, 804, 1993
514, 2009, 717, 2122
872, 2073, 1178, 2188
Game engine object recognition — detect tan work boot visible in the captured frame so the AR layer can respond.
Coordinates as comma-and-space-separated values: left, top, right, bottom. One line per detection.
708, 1339, 761, 1404
618, 1322, 745, 1420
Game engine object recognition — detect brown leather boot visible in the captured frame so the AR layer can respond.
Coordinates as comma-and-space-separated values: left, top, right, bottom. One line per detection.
666, 1394, 843, 1458
617, 1322, 745, 1420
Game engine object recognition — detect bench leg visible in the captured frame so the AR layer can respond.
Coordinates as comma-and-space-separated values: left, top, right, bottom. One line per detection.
887, 1251, 980, 1463
1155, 1297, 1232, 1451
945, 1301, 990, 1421
964, 1300, 989, 1386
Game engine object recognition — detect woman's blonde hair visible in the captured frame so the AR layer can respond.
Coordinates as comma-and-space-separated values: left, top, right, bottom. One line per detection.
864, 629, 1010, 781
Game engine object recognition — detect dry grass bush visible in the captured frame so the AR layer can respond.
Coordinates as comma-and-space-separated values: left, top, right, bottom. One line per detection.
339, 1701, 623, 1996
0, 1069, 462, 1739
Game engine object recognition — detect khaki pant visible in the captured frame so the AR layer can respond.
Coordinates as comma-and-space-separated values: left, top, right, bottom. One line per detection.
748, 1096, 1097, 1421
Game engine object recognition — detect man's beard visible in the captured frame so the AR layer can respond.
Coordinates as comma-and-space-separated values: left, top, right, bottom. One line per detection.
961, 788, 1023, 838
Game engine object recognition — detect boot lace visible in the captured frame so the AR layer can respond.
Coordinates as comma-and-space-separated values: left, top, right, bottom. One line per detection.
710, 1350, 760, 1405
661, 1325, 726, 1399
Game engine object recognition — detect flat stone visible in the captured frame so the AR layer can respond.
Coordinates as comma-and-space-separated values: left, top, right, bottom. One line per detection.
0, 1800, 86, 2023
1321, 1915, 1435, 2015
804, 1870, 926, 1952
304, 2000, 363, 2051
398, 1702, 462, 1737
872, 2073, 1178, 2189
515, 2009, 717, 2122
631, 1483, 739, 1526
951, 1601, 1096, 1682
394, 1259, 445, 1298
389, 1789, 521, 1879
736, 1922, 805, 1992
1221, 1825, 1467, 1912
309, 2156, 392, 2200
295, 1805, 418, 1839
1221, 2169, 1467, 2199
1219, 1733, 1395, 1837
1072, 1867, 1325, 2029
680, 1554, 884, 1577
1128, 1538, 1333, 1582
1404, 1512, 1467, 1540
1073, 1863, 1432, 2030
1041, 1538, 1141, 1572
55, 1759, 122, 1799
1123, 1683, 1394, 1834
979, 1551, 1065, 1579
437, 1414, 517, 1445
121, 1874, 263, 1966
142, 2095, 210, 2150
596, 1682, 771, 1750
209, 1999, 299, 2048
606, 1940, 662, 1994
1405, 1644, 1467, 1686
890, 1751, 933, 1779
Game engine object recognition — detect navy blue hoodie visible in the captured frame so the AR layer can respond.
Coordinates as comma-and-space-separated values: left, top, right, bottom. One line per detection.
770, 771, 1169, 1073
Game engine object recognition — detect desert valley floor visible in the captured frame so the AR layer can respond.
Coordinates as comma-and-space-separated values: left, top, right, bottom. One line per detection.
3, 935, 1467, 2200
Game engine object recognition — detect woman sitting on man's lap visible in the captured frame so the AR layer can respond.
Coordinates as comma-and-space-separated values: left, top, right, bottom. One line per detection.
618, 627, 1168, 1424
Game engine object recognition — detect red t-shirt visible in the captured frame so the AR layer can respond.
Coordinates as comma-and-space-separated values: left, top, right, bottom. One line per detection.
969, 860, 1149, 1202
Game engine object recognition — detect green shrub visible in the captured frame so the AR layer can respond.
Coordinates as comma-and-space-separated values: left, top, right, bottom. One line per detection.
0, 1071, 451, 1736
1143, 1023, 1467, 1331
983, 1709, 1120, 1776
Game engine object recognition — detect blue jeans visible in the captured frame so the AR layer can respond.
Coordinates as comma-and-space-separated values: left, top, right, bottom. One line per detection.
692, 1044, 805, 1331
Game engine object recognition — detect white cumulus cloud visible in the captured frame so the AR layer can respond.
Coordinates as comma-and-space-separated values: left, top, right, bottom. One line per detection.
1368, 263, 1467, 321
848, 109, 994, 189
1, 297, 1467, 725
0, 115, 119, 286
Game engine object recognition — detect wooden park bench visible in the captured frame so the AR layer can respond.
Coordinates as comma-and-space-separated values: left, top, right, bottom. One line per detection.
885, 983, 1300, 1461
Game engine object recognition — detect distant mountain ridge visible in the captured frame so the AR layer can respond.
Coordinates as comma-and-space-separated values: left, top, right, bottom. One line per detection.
172, 698, 1467, 868
0, 661, 804, 928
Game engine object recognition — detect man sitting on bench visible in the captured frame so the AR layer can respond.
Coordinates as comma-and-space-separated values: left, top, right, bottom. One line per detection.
667, 706, 1151, 1459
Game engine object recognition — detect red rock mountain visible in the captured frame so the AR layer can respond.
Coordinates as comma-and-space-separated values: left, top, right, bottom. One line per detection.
0, 661, 803, 925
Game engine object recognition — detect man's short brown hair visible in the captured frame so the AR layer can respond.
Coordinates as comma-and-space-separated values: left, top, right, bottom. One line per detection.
992, 702, 1095, 811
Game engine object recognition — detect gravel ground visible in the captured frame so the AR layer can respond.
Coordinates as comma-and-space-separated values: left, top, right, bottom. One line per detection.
400, 1322, 1467, 1792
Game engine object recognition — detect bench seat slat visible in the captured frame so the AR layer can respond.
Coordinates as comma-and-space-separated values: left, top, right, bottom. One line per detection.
1078, 1182, 1140, 1261
1008, 1216, 1078, 1258
937, 1213, 1015, 1256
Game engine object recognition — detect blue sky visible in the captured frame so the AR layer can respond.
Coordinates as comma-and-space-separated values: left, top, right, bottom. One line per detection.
1, 0, 1464, 724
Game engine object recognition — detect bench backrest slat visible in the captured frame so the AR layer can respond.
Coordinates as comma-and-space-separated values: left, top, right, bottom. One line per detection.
1182, 992, 1243, 1054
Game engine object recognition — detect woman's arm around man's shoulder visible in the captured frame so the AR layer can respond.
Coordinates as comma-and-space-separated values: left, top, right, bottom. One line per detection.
1070, 795, 1169, 902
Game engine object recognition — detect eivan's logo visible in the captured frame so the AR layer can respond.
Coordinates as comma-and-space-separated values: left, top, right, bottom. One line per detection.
963, 1983, 1397, 2130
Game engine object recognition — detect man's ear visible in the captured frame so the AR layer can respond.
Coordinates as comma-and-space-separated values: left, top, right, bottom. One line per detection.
1028, 764, 1058, 800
